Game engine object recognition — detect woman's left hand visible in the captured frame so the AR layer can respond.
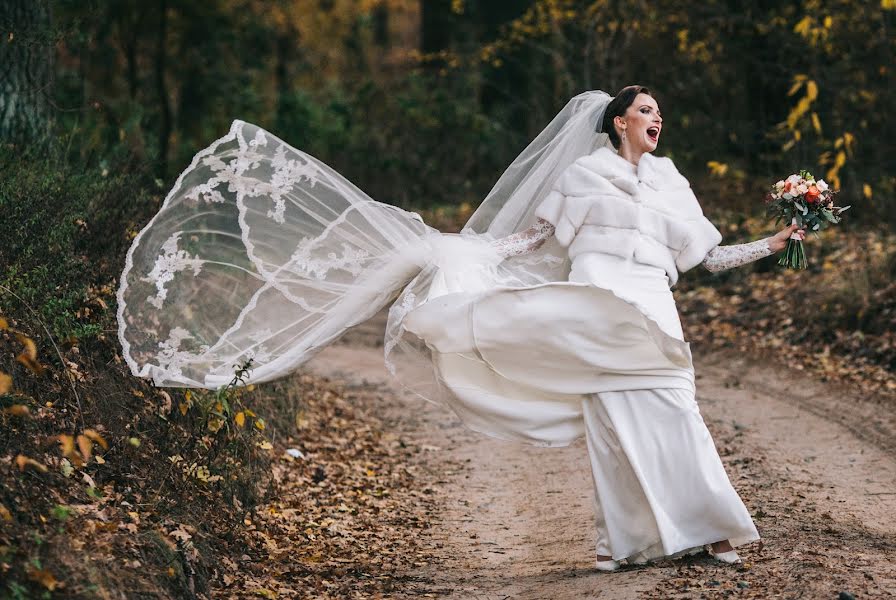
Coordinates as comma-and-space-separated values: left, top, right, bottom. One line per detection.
768, 223, 806, 253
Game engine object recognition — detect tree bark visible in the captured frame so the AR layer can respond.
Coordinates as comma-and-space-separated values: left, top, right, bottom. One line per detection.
155, 0, 171, 176
0, 0, 53, 147
420, 0, 452, 68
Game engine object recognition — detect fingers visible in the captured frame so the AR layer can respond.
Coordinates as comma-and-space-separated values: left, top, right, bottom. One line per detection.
785, 224, 806, 240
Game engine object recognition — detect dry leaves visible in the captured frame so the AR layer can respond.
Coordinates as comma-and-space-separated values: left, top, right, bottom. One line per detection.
215, 374, 444, 599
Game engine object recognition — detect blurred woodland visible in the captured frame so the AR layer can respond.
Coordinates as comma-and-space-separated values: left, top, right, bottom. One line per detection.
2, 1, 896, 597
1, 0, 895, 216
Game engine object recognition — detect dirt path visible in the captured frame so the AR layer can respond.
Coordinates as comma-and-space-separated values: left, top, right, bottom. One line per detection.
303, 312, 896, 599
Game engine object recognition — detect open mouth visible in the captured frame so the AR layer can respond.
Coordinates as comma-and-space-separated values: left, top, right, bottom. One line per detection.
646, 127, 660, 142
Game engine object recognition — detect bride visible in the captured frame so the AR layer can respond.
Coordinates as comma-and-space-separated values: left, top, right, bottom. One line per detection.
117, 85, 806, 570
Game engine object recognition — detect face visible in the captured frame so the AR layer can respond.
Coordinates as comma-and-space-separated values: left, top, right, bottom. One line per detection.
614, 93, 662, 152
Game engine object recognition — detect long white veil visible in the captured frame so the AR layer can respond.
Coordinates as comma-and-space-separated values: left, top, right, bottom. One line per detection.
117, 91, 614, 402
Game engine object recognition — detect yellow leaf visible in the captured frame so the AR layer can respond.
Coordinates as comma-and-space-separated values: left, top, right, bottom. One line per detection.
811, 112, 822, 134
834, 150, 846, 168
0, 372, 11, 394
2, 404, 30, 417
823, 15, 833, 28
15, 333, 37, 360
786, 79, 803, 97
179, 402, 189, 416
254, 418, 266, 431
77, 435, 93, 462
15, 454, 48, 473
0, 503, 11, 521
826, 150, 847, 182
0, 316, 7, 329
883, 0, 896, 10
16, 353, 44, 375
235, 411, 246, 427
793, 15, 811, 36
706, 161, 728, 177
805, 80, 818, 101
863, 183, 873, 199
26, 565, 59, 591
83, 429, 109, 450
58, 435, 76, 458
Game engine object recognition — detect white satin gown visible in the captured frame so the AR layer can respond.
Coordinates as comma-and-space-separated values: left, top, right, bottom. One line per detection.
399, 219, 770, 564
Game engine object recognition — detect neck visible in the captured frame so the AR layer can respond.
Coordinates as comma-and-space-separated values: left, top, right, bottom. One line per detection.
617, 144, 645, 166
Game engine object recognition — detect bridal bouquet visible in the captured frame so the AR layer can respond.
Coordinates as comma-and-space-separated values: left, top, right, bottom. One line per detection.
765, 170, 848, 270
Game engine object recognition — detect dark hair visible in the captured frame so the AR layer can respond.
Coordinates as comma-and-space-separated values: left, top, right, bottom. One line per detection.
599, 85, 653, 149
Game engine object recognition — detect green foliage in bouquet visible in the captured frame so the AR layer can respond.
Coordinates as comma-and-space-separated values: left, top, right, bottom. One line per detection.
764, 169, 849, 270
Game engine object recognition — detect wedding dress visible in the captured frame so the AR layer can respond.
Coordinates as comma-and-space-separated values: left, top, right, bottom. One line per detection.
117, 91, 771, 563
398, 147, 767, 562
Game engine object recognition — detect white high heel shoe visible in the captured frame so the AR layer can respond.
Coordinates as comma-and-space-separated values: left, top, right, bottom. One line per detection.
595, 557, 620, 572
708, 548, 742, 564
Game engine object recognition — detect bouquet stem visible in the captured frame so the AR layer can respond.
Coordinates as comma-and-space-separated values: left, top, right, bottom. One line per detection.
777, 217, 807, 269
777, 237, 807, 270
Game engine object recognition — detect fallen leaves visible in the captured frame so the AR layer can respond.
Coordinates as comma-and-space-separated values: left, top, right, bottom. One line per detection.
15, 454, 49, 473
26, 564, 60, 591
15, 332, 44, 375
2, 403, 30, 417
0, 371, 12, 394
57, 431, 109, 467
213, 374, 445, 599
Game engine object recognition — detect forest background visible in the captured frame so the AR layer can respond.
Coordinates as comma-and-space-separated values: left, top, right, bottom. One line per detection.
1, 1, 895, 597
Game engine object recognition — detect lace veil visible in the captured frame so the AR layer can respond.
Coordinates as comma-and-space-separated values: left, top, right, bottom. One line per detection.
117, 91, 615, 396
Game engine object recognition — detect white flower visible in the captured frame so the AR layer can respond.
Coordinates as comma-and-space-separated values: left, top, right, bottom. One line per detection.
787, 174, 801, 184
796, 183, 809, 194
816, 179, 829, 192
775, 180, 785, 190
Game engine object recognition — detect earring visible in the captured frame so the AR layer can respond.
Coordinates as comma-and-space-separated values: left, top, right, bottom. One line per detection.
621, 129, 627, 145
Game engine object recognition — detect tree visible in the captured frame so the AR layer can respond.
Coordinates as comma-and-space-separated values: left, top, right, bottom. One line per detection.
0, 0, 53, 147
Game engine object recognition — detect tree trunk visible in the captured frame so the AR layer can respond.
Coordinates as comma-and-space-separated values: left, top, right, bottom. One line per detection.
420, 0, 452, 67
0, 0, 53, 147
373, 2, 389, 47
155, 0, 171, 176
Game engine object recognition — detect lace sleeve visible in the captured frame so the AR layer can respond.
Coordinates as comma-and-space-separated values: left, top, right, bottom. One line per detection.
489, 218, 556, 258
701, 237, 775, 273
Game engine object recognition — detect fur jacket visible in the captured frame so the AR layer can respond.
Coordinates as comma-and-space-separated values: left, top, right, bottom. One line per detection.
534, 145, 723, 286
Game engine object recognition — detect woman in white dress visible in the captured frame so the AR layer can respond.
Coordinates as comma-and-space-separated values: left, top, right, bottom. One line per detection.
117, 86, 806, 572
475, 85, 807, 569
